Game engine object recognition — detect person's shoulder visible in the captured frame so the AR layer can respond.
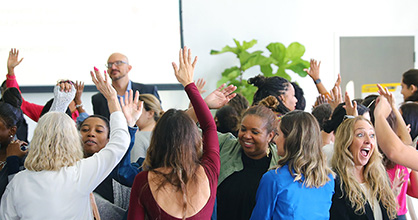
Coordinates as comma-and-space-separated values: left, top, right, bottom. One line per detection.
92, 92, 105, 100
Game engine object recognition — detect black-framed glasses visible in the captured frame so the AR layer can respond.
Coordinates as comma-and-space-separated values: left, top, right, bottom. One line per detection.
106, 60, 128, 68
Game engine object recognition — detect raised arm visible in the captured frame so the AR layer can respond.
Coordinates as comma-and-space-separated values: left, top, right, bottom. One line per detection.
374, 95, 418, 171
7, 48, 23, 77
304, 59, 331, 99
76, 67, 129, 193
185, 83, 237, 123
6, 49, 44, 122
377, 84, 412, 145
173, 46, 220, 171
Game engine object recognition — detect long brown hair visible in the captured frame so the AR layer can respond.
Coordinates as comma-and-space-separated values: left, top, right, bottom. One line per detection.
276, 110, 333, 187
142, 109, 202, 219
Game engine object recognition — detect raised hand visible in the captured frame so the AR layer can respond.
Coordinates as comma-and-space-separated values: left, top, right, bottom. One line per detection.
57, 80, 73, 92
196, 78, 207, 94
6, 139, 28, 158
377, 84, 395, 107
74, 81, 85, 105
7, 48, 24, 75
328, 85, 343, 111
391, 168, 406, 197
304, 59, 321, 81
120, 90, 143, 127
204, 83, 237, 109
343, 91, 357, 116
91, 67, 120, 113
172, 46, 198, 87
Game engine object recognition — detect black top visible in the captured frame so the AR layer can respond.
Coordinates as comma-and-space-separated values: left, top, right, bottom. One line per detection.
330, 175, 391, 220
217, 152, 271, 220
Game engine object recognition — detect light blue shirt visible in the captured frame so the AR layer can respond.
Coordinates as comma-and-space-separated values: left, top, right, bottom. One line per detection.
250, 164, 334, 220
117, 80, 132, 104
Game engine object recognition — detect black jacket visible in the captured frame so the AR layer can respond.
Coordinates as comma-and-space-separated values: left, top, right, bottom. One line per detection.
330, 175, 391, 220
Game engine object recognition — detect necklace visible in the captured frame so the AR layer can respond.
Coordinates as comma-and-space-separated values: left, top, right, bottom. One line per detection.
0, 160, 6, 167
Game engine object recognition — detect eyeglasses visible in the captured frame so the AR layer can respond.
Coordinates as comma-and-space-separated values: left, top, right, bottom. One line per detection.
106, 60, 128, 68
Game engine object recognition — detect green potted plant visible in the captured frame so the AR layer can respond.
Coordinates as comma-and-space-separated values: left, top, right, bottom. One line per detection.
211, 39, 310, 103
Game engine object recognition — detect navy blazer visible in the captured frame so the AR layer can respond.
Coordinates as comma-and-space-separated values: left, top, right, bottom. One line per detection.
92, 81, 161, 120
330, 175, 391, 220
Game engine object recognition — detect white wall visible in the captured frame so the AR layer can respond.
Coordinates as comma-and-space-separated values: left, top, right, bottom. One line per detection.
18, 0, 418, 136
182, 0, 418, 110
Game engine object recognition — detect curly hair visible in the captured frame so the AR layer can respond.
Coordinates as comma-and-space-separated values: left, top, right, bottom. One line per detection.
248, 74, 292, 114
331, 117, 397, 218
25, 112, 83, 171
276, 110, 333, 188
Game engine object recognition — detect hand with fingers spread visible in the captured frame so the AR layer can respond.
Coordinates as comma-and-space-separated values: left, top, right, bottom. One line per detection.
204, 84, 237, 109
90, 67, 120, 113
120, 90, 143, 127
343, 92, 357, 116
7, 48, 24, 76
196, 78, 207, 94
6, 139, 28, 158
304, 59, 321, 81
172, 46, 198, 87
391, 168, 406, 197
377, 84, 396, 108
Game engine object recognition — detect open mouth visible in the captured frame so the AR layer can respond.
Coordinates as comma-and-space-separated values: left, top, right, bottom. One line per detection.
360, 147, 370, 157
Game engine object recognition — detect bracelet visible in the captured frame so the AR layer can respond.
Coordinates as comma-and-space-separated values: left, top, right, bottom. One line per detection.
75, 103, 83, 108
314, 78, 321, 84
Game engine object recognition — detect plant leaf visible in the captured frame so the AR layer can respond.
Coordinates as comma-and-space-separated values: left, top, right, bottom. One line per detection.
286, 42, 305, 61
267, 43, 286, 65
242, 39, 257, 50
210, 45, 239, 55
242, 54, 273, 71
260, 64, 273, 76
217, 76, 230, 87
287, 62, 308, 77
275, 68, 291, 81
221, 66, 240, 78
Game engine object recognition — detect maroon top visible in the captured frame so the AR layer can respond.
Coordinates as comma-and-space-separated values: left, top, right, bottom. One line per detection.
127, 83, 220, 220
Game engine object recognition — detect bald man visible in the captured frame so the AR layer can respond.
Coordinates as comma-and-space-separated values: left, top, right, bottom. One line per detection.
92, 53, 161, 119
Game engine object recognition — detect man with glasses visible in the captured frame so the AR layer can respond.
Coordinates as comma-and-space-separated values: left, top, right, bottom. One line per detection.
92, 52, 161, 119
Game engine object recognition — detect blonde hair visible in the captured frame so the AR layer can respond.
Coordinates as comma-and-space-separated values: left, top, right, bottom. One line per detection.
331, 116, 397, 218
139, 94, 164, 122
276, 110, 334, 188
25, 112, 83, 171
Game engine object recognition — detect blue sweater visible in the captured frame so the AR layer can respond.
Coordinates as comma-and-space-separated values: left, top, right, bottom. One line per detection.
250, 164, 334, 220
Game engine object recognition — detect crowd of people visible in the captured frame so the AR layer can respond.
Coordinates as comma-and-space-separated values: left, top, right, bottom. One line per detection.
0, 47, 417, 220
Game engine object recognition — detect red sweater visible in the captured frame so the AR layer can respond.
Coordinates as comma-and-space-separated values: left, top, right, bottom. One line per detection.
127, 83, 220, 220
6, 75, 79, 122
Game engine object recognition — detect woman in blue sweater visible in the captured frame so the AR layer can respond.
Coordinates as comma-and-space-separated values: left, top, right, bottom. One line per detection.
251, 107, 334, 219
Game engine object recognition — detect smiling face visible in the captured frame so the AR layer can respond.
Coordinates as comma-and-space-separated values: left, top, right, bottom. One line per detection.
80, 117, 109, 157
349, 120, 376, 167
107, 53, 132, 81
401, 80, 416, 101
280, 83, 298, 111
238, 114, 274, 160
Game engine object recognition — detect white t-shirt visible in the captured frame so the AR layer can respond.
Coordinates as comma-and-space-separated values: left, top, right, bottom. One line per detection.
0, 112, 129, 220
